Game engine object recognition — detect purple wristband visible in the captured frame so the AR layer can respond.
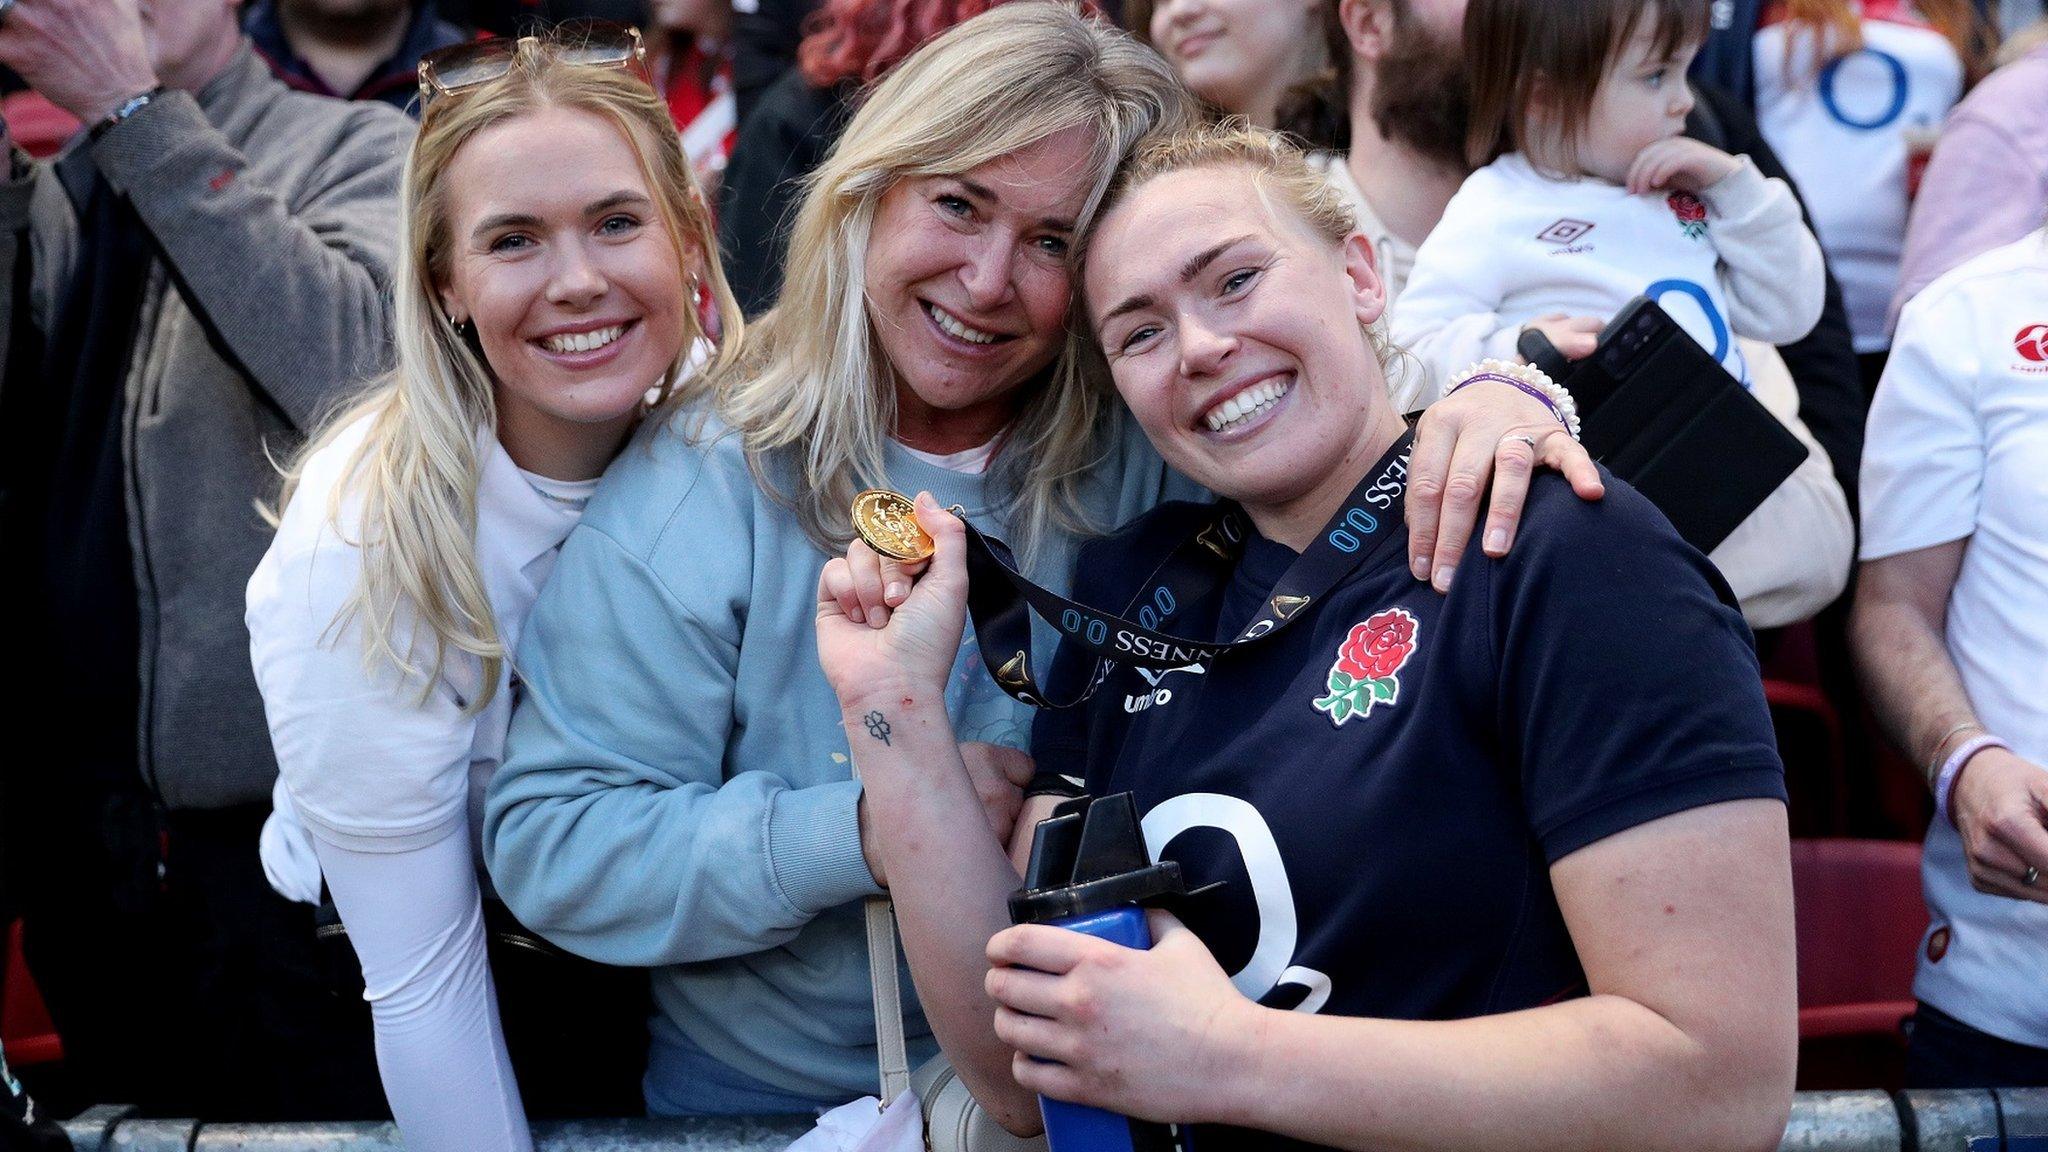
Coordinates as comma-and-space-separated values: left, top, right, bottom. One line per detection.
1936, 734, 2008, 828
1448, 371, 1564, 424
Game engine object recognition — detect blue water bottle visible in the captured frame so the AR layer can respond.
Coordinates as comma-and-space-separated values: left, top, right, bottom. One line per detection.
1009, 793, 1195, 1152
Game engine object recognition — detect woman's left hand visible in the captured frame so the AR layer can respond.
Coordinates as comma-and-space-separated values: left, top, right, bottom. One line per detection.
986, 910, 1260, 1125
1407, 379, 1604, 592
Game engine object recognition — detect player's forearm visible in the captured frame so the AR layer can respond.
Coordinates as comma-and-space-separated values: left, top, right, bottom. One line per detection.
1221, 994, 1786, 1152
840, 695, 1041, 1133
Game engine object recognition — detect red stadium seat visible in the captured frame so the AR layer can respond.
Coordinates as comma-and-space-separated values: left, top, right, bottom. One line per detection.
1769, 677, 1849, 835
1, 920, 63, 1067
1790, 839, 1926, 1088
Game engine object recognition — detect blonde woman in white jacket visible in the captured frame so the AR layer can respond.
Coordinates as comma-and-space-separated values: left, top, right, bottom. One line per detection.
247, 32, 740, 1151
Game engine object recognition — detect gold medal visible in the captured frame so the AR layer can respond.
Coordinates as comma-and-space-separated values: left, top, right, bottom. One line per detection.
851, 489, 934, 562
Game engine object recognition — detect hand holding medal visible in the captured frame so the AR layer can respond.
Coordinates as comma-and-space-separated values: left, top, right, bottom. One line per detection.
816, 490, 973, 706
851, 489, 936, 563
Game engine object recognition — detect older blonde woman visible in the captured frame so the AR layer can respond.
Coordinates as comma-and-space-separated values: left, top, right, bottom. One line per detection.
248, 31, 739, 1150
484, 4, 1597, 1119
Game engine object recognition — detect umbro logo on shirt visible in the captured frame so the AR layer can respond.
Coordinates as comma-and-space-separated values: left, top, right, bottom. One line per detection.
1536, 218, 1595, 246
1125, 662, 1205, 714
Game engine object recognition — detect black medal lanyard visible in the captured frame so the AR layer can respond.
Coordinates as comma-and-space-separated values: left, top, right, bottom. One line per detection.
961, 430, 1416, 708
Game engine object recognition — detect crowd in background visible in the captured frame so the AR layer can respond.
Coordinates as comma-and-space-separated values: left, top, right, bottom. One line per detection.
1, 0, 2046, 1147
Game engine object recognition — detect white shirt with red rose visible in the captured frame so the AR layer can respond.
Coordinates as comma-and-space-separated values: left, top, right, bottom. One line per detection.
1861, 232, 2048, 1049
1392, 152, 1826, 390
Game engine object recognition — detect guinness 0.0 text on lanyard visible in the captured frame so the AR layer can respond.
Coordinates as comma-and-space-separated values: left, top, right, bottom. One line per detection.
959, 429, 1415, 708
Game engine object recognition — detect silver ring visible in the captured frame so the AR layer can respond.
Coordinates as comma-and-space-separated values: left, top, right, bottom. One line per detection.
1500, 433, 1539, 453
0, 0, 17, 27
2025, 865, 2040, 887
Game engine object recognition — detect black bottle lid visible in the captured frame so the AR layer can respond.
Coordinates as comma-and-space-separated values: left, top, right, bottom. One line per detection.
1008, 793, 1190, 926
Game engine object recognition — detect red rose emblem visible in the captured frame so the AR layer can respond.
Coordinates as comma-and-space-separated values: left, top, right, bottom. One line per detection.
1667, 191, 1707, 224
1314, 607, 1422, 726
1335, 609, 1417, 682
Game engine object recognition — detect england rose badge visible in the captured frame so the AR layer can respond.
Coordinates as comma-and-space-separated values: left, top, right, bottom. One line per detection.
1312, 608, 1419, 727
1668, 191, 1708, 241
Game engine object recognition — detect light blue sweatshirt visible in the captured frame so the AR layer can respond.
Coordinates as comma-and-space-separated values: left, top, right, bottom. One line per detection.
483, 404, 1192, 1105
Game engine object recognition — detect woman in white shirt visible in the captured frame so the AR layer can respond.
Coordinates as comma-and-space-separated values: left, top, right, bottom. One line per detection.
247, 31, 741, 1151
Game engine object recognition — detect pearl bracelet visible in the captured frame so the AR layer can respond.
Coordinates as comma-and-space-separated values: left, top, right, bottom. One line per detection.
1446, 358, 1582, 442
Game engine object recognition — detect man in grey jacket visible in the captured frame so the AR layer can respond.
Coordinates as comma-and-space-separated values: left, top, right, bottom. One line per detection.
0, 0, 406, 1118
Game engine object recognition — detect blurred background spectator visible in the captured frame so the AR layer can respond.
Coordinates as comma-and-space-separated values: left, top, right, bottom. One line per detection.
732, 0, 820, 125
650, 0, 740, 198
1890, 28, 2048, 327
0, 0, 403, 1122
1750, 0, 1993, 393
1851, 225, 2048, 1087
245, 0, 470, 111
1123, 0, 1326, 124
440, 0, 651, 34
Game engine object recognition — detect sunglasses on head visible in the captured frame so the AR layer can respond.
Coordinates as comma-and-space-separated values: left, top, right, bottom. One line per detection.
417, 24, 649, 112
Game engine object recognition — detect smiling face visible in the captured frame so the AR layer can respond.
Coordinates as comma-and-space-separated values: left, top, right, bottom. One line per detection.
1150, 0, 1324, 122
436, 104, 690, 470
1571, 23, 1698, 182
862, 125, 1099, 454
1085, 166, 1400, 536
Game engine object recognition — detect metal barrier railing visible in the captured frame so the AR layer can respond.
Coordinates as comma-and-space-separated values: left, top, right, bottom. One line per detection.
58, 1089, 2048, 1152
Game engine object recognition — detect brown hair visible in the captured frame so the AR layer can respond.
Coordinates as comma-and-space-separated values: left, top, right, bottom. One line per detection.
1464, 0, 1708, 172
1771, 0, 1996, 89
1273, 0, 1353, 151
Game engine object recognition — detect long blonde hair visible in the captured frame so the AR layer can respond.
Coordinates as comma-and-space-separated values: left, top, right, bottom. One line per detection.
274, 41, 742, 711
706, 4, 1195, 556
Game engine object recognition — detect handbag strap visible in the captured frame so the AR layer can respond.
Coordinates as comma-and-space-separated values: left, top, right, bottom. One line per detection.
855, 755, 912, 1108
866, 893, 912, 1107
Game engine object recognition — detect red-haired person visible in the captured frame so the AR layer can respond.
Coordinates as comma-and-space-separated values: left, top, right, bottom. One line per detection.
1751, 0, 1994, 389
714, 0, 1011, 315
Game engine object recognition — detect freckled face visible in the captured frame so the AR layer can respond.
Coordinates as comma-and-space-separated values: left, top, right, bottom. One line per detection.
1085, 167, 1390, 515
437, 105, 691, 440
862, 126, 1098, 450
1575, 25, 1699, 182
